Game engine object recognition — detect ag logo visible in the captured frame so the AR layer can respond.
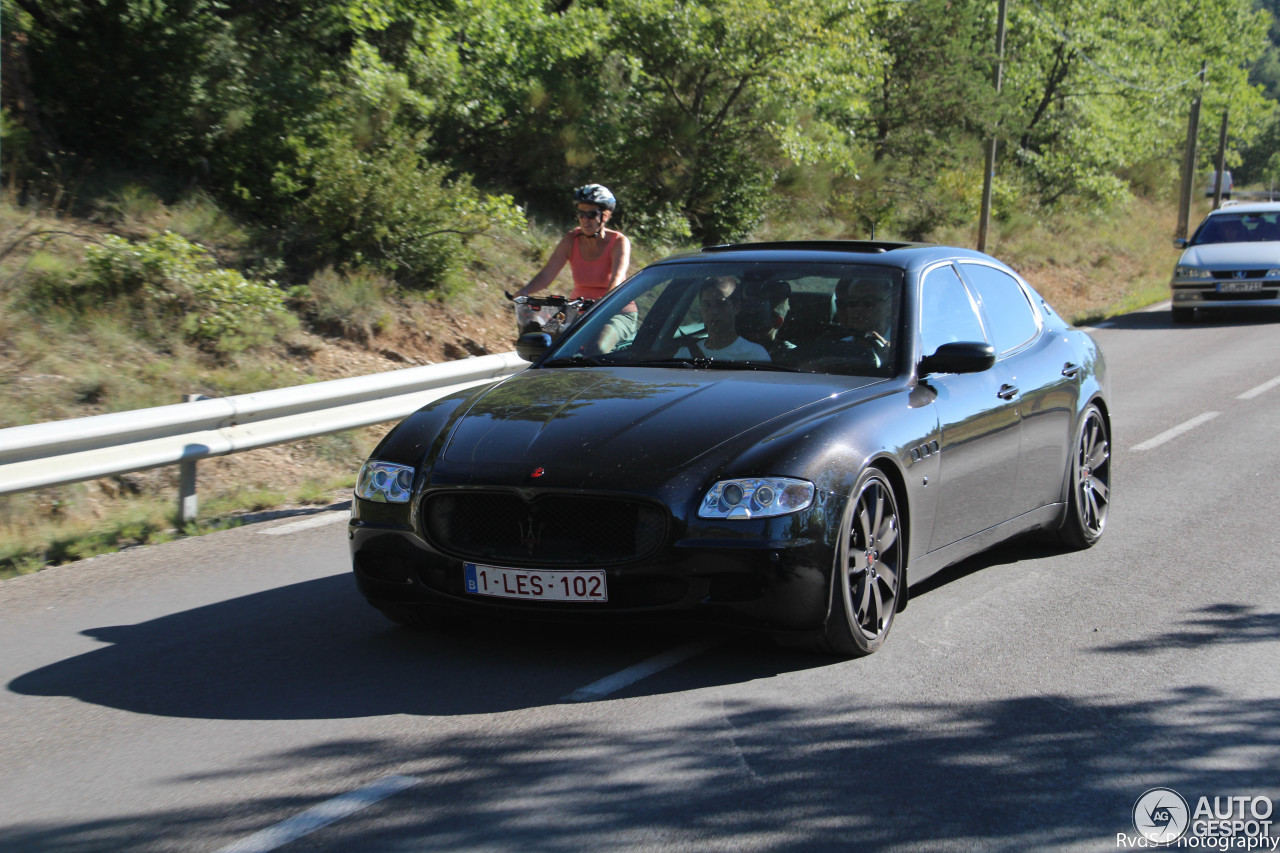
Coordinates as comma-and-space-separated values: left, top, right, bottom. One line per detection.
1133, 787, 1190, 844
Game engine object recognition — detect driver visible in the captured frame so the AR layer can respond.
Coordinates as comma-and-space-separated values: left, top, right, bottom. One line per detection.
836, 278, 894, 351
515, 184, 636, 351
794, 277, 895, 369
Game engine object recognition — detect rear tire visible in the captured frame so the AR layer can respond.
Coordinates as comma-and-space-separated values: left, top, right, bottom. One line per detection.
815, 469, 904, 657
1053, 404, 1110, 550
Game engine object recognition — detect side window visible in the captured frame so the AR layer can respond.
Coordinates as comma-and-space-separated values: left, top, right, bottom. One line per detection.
961, 264, 1039, 355
920, 264, 987, 357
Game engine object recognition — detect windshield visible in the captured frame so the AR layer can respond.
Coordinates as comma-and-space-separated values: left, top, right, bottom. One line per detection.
1190, 211, 1280, 245
548, 260, 904, 378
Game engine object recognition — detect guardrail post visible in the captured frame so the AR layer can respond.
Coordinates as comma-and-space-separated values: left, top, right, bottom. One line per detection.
178, 393, 205, 524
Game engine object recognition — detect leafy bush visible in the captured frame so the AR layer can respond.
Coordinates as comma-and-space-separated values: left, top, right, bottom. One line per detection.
82, 231, 296, 353
279, 125, 525, 292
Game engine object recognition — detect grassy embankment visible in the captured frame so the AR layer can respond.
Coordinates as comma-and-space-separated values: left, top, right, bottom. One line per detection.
0, 190, 1201, 578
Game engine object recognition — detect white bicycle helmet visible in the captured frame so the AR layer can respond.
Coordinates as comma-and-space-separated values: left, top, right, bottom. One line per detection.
574, 183, 616, 211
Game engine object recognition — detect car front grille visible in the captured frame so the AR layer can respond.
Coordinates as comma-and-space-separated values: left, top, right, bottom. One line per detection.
1211, 270, 1270, 280
421, 490, 668, 566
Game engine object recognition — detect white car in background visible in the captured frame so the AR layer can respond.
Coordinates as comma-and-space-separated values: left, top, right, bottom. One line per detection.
1171, 201, 1280, 323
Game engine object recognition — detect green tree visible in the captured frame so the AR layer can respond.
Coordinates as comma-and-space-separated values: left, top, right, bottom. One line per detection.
596, 0, 879, 244
423, 0, 612, 218
839, 0, 1002, 237
1000, 0, 1271, 206
1246, 0, 1280, 99
6, 0, 231, 180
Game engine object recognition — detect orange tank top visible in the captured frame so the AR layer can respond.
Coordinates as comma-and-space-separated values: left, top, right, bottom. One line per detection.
569, 230, 618, 300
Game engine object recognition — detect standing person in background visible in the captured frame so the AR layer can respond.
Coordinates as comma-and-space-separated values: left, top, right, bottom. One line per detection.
516, 184, 635, 351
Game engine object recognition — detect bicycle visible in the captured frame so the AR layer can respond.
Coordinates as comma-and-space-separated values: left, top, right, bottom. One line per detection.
505, 291, 595, 341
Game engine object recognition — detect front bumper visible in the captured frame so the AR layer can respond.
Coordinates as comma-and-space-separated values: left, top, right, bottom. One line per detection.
1171, 279, 1280, 310
348, 498, 839, 634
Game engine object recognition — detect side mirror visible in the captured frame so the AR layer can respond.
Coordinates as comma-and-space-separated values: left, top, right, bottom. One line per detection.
919, 342, 996, 376
1172, 237, 1189, 249
515, 332, 553, 362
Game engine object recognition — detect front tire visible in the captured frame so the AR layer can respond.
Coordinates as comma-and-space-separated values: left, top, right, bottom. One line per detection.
1172, 306, 1195, 324
817, 469, 904, 657
1053, 404, 1110, 550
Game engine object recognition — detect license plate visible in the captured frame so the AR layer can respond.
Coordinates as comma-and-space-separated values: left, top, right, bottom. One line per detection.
1218, 280, 1263, 293
464, 563, 607, 602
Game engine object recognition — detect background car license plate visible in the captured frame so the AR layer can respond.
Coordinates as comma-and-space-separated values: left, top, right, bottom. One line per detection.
464, 563, 607, 602
1218, 280, 1262, 292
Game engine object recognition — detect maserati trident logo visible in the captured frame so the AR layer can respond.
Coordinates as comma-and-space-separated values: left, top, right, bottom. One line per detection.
530, 467, 546, 478
1234, 270, 1247, 279
517, 515, 544, 556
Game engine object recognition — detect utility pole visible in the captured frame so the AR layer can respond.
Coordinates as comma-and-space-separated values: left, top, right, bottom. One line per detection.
1212, 108, 1229, 209
977, 0, 1009, 253
1175, 63, 1206, 241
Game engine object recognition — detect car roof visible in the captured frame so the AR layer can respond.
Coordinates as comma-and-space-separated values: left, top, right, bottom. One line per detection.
652, 240, 1000, 273
1208, 200, 1280, 216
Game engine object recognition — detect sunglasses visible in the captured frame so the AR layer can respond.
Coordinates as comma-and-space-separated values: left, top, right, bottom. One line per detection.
576, 209, 603, 220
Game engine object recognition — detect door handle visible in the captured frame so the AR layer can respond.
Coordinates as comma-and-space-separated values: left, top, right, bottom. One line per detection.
1061, 362, 1081, 378
997, 384, 1019, 400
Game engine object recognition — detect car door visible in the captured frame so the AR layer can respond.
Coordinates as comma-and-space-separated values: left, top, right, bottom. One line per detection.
960, 262, 1077, 514
919, 263, 1022, 552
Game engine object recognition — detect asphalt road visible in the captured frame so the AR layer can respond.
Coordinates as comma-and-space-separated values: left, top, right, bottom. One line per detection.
2, 303, 1279, 853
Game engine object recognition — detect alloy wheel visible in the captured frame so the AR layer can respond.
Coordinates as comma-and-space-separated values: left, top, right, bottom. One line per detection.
1075, 408, 1111, 539
842, 472, 902, 642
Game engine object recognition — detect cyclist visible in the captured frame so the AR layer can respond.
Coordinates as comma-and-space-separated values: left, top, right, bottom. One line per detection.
515, 184, 635, 351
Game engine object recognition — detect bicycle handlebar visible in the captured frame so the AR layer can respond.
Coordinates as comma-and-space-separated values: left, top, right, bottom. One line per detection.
505, 290, 594, 310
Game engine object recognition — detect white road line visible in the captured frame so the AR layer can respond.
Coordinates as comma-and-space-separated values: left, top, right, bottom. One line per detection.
561, 639, 719, 703
215, 775, 422, 853
261, 511, 348, 536
1238, 375, 1280, 400
1130, 411, 1220, 452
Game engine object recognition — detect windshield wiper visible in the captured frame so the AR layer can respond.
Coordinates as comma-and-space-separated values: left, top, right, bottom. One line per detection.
613, 358, 803, 372
698, 360, 804, 372
611, 358, 704, 368
542, 354, 605, 367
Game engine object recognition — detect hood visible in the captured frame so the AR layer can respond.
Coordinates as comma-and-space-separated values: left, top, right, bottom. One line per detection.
439, 366, 875, 472
1180, 241, 1280, 268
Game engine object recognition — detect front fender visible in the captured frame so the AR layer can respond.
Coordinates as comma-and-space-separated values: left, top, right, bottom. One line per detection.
368, 379, 506, 469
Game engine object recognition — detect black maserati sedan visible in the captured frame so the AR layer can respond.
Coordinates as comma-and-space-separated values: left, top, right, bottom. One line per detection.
350, 241, 1111, 657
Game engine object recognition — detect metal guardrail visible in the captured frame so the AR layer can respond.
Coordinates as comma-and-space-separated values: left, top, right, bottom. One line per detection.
0, 352, 528, 519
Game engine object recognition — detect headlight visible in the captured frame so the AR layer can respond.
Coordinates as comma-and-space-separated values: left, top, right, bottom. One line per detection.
355, 460, 415, 503
1266, 269, 1280, 279
1174, 265, 1213, 280
698, 477, 815, 519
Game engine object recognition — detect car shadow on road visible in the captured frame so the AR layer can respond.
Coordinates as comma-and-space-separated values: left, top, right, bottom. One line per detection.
6, 572, 825, 720
6, 540, 1055, 724
11, 533, 1278, 724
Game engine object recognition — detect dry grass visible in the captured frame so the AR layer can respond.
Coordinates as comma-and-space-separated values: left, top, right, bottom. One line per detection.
932, 193, 1204, 324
